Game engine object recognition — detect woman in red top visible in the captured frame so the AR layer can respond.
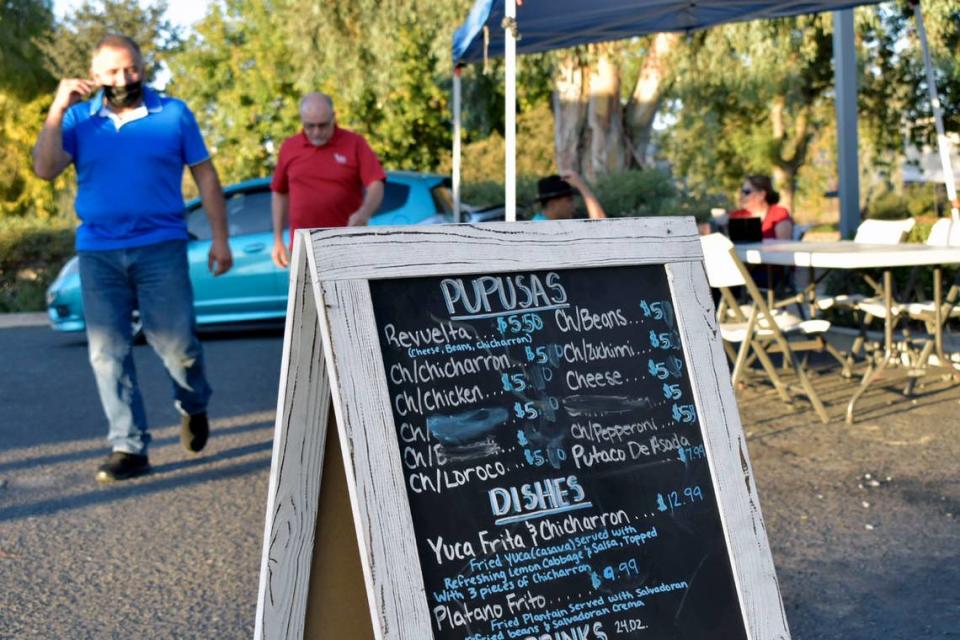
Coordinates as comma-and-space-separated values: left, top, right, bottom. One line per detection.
729, 175, 793, 240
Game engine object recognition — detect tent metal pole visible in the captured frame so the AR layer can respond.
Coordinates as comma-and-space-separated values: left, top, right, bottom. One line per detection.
453, 67, 463, 223
913, 1, 959, 220
504, 0, 517, 222
833, 9, 860, 239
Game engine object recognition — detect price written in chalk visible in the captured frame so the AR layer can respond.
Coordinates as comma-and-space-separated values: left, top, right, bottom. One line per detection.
590, 558, 641, 588
524, 345, 560, 365
648, 357, 683, 380
639, 299, 674, 325
678, 444, 706, 463
497, 313, 544, 335
517, 431, 567, 468
657, 486, 704, 513
671, 403, 697, 424
513, 397, 560, 420
649, 330, 680, 350
662, 383, 682, 400
523, 446, 568, 467
501, 372, 527, 393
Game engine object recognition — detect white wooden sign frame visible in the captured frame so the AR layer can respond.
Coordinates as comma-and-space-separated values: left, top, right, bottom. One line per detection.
254, 217, 790, 640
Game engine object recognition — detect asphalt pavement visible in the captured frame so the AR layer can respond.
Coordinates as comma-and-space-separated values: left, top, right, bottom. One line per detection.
0, 319, 283, 639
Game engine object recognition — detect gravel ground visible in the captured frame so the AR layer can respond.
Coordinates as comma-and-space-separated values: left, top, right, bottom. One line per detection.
739, 364, 960, 640
1, 324, 957, 639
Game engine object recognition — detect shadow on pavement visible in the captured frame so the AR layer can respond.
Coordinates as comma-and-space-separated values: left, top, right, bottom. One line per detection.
781, 554, 959, 639
0, 440, 272, 523
0, 418, 273, 475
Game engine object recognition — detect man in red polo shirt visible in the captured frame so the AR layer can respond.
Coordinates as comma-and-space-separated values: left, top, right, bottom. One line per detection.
271, 92, 386, 267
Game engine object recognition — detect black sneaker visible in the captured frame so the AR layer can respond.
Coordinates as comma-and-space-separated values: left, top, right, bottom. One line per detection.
180, 411, 209, 453
96, 451, 150, 483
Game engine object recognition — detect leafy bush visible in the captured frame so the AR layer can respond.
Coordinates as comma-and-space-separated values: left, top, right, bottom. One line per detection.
866, 189, 911, 220
906, 221, 931, 244
672, 191, 733, 223
438, 102, 556, 188
594, 169, 677, 218
866, 183, 945, 221
0, 217, 76, 312
460, 176, 540, 216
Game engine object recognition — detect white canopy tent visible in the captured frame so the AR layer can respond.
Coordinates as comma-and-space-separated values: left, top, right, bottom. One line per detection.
450, 0, 959, 229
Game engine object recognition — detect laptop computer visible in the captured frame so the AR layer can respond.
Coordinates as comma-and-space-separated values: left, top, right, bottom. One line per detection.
728, 216, 762, 243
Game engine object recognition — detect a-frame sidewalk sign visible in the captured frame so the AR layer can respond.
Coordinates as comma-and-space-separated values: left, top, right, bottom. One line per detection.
254, 217, 790, 640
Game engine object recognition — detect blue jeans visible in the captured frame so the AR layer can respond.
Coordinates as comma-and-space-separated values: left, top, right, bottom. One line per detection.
79, 240, 211, 455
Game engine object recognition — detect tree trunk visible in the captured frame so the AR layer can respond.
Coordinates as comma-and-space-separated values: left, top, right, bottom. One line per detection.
769, 97, 814, 214
552, 54, 588, 175
625, 33, 678, 167
771, 166, 795, 213
584, 44, 626, 181
552, 36, 677, 178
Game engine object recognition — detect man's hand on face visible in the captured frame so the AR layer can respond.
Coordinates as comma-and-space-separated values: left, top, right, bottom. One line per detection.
50, 79, 96, 119
272, 238, 290, 269
346, 210, 371, 227
208, 239, 233, 276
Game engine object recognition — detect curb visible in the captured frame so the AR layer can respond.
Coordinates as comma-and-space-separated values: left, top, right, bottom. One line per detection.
0, 313, 49, 329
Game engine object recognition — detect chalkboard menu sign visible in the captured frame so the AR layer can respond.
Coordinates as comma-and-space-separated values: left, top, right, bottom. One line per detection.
255, 219, 789, 640
369, 265, 748, 640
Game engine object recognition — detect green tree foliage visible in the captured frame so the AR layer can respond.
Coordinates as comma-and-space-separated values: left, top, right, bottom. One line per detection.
897, 0, 960, 143
358, 16, 449, 171
167, 0, 300, 183
0, 92, 73, 218
0, 0, 61, 219
38, 0, 182, 82
169, 0, 474, 180
439, 101, 555, 187
660, 2, 960, 217
0, 0, 55, 98
661, 15, 835, 213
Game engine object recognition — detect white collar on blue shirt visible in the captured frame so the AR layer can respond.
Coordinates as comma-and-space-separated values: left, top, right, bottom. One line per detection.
89, 86, 163, 130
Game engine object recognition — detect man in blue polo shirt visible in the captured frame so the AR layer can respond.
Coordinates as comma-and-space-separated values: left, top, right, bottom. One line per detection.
33, 34, 233, 483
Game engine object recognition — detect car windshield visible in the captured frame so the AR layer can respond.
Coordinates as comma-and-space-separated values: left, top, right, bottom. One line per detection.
188, 188, 272, 240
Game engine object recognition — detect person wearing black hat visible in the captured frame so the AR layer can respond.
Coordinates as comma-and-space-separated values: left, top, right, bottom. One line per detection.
532, 171, 606, 221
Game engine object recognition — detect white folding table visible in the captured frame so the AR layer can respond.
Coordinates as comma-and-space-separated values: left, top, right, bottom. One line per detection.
735, 240, 960, 422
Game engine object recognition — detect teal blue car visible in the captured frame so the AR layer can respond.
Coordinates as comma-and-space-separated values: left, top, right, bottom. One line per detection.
46, 171, 491, 333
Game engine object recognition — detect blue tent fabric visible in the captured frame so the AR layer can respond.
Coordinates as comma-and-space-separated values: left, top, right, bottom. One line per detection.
453, 0, 884, 64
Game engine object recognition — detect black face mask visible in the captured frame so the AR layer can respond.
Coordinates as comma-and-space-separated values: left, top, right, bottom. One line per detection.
102, 81, 143, 109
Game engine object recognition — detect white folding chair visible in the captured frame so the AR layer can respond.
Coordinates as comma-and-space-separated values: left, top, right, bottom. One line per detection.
803, 218, 919, 366
924, 218, 954, 247
897, 219, 960, 367
852, 218, 917, 244
815, 218, 918, 313
854, 219, 957, 321
701, 233, 834, 423
838, 218, 960, 380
